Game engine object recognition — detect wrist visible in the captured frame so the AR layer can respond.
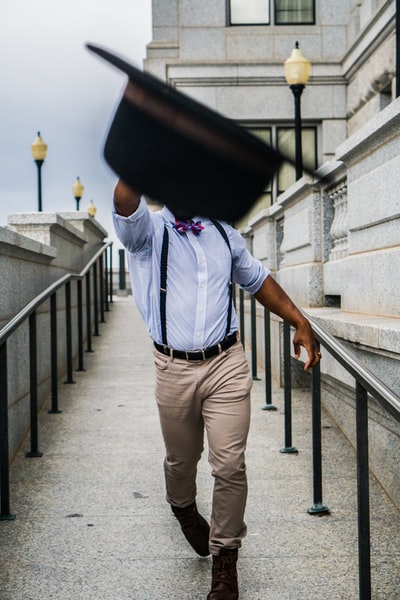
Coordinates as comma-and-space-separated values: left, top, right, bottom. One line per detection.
291, 313, 309, 330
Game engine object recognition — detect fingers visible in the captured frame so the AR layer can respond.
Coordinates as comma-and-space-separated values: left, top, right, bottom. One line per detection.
292, 335, 321, 371
304, 349, 321, 370
293, 340, 301, 360
303, 346, 322, 370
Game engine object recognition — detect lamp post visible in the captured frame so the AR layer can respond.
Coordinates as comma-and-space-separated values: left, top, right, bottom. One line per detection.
72, 176, 84, 211
31, 132, 48, 211
284, 42, 311, 181
87, 199, 97, 218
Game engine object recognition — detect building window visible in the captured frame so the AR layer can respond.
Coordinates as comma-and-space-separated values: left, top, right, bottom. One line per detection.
229, 0, 270, 25
228, 0, 314, 25
235, 125, 317, 227
243, 125, 317, 202
274, 0, 315, 25
277, 126, 317, 193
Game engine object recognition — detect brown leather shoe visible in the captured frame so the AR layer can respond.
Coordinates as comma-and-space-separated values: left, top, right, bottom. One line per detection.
171, 502, 210, 556
207, 548, 239, 599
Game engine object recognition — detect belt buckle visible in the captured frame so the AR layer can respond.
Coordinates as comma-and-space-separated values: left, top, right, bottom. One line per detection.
160, 344, 169, 356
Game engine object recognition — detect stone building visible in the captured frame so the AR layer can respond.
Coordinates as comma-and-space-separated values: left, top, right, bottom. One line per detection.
143, 1, 400, 508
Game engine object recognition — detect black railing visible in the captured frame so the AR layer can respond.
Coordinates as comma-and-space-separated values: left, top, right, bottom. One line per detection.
0, 242, 113, 521
238, 297, 400, 600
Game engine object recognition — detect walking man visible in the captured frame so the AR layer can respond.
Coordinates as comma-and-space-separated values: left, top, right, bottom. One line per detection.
113, 179, 321, 599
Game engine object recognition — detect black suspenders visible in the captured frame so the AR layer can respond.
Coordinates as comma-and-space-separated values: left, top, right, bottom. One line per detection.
159, 221, 233, 347
210, 219, 234, 340
160, 227, 170, 346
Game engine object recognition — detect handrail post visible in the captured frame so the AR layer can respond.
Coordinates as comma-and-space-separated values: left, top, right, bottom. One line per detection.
0, 341, 16, 520
239, 288, 245, 346
104, 249, 109, 313
99, 253, 105, 324
26, 312, 43, 457
93, 261, 100, 337
308, 362, 329, 515
86, 271, 93, 352
280, 320, 298, 454
64, 282, 75, 384
250, 295, 260, 380
76, 279, 85, 371
262, 308, 277, 411
109, 245, 113, 304
48, 293, 61, 414
356, 381, 372, 600
118, 249, 126, 293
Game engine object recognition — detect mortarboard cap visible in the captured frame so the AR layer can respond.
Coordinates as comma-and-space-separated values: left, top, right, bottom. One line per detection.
87, 43, 286, 222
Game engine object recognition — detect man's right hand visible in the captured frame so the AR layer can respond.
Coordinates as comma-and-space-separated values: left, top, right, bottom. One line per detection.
113, 179, 141, 217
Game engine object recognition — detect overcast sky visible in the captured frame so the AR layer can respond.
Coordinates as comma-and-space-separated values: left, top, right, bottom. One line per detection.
0, 0, 152, 247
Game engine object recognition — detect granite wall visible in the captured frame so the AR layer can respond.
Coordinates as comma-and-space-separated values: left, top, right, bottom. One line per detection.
1, 212, 108, 460
244, 97, 400, 509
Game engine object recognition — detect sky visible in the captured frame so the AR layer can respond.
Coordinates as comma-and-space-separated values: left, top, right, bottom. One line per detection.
0, 0, 152, 250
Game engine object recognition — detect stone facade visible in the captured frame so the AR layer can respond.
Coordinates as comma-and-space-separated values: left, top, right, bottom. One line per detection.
145, 0, 397, 170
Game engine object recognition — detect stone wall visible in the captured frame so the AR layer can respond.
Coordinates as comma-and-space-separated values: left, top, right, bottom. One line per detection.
245, 97, 400, 508
1, 212, 108, 459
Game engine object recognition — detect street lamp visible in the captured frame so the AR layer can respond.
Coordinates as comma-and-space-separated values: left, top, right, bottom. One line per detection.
72, 176, 84, 211
284, 42, 311, 180
31, 132, 48, 211
87, 199, 97, 218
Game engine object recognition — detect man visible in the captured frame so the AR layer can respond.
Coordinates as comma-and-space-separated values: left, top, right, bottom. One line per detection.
113, 179, 321, 600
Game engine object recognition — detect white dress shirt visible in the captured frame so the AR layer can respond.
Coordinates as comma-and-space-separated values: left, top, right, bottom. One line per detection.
113, 197, 270, 351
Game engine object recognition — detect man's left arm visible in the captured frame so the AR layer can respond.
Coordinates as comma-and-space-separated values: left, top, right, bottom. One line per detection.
254, 275, 321, 370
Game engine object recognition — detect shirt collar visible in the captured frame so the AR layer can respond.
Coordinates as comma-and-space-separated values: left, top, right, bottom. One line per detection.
160, 204, 204, 225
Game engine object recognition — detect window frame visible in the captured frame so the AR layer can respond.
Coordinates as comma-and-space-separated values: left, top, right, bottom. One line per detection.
276, 125, 318, 194
227, 0, 316, 26
274, 0, 316, 26
241, 122, 319, 204
227, 0, 271, 26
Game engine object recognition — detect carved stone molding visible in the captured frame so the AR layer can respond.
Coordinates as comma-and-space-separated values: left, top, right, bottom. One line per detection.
327, 182, 348, 261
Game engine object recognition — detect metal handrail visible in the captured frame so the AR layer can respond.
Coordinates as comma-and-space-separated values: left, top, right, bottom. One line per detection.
309, 316, 400, 422
0, 241, 113, 522
242, 296, 400, 600
0, 242, 112, 344
307, 316, 400, 599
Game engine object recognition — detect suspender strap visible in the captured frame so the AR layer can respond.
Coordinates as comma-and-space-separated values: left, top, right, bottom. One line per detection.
159, 221, 234, 346
160, 226, 169, 346
211, 219, 234, 339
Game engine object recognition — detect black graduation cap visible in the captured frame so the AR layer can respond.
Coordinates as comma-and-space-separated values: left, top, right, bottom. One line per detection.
87, 43, 286, 222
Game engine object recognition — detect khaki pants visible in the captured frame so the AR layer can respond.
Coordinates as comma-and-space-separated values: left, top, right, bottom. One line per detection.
153, 340, 252, 555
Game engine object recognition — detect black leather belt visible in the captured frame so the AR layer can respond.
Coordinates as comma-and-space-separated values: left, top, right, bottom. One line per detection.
154, 332, 238, 361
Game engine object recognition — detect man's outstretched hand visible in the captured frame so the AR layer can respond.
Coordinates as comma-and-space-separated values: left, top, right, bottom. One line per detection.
254, 275, 321, 370
292, 318, 321, 370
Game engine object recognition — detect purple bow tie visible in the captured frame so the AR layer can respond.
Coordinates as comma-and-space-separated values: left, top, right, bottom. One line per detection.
172, 219, 204, 236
